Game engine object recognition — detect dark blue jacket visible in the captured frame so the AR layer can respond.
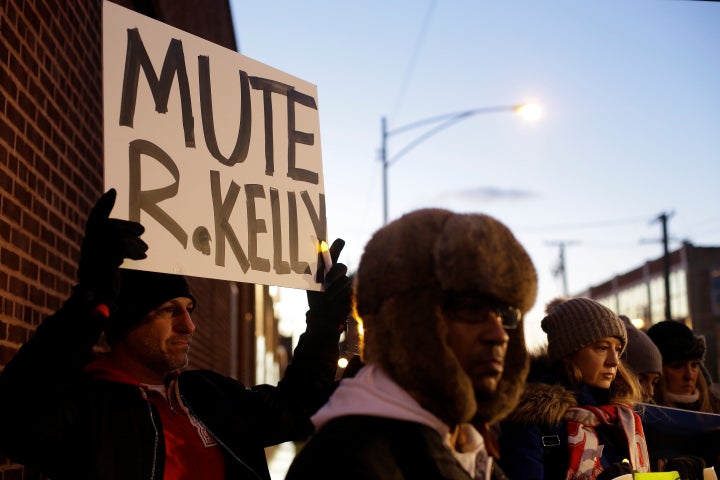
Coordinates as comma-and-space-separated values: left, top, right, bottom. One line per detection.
498, 378, 632, 480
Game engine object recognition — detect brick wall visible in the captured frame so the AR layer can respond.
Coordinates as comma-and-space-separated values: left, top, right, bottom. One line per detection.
0, 1, 265, 477
1, 0, 103, 364
1, 1, 104, 476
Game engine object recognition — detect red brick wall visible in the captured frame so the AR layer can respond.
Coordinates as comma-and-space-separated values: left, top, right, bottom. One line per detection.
0, 1, 263, 477
1, 1, 104, 476
0, 0, 103, 365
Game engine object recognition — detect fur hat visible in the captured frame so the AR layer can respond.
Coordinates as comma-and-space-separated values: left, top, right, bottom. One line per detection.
355, 208, 537, 425
619, 315, 662, 375
541, 297, 627, 362
105, 269, 196, 344
646, 320, 706, 364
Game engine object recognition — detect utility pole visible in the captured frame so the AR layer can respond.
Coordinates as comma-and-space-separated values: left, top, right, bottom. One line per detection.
546, 241, 579, 296
653, 211, 674, 320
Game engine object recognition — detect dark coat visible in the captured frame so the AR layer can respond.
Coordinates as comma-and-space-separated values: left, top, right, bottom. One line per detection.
286, 415, 509, 480
497, 379, 635, 480
0, 291, 339, 480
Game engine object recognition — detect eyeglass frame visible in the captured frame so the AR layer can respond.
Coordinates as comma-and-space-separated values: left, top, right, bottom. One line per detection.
441, 291, 522, 330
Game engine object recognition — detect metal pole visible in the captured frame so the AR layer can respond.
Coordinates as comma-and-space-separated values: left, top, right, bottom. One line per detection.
559, 243, 568, 297
381, 116, 388, 225
659, 212, 672, 320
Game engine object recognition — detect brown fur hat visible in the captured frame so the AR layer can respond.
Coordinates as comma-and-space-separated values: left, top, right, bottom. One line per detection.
355, 208, 537, 426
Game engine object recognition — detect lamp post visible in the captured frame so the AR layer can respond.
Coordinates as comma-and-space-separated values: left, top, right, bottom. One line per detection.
380, 103, 540, 224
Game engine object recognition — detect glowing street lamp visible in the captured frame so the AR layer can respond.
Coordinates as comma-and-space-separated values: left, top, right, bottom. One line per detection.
379, 102, 541, 224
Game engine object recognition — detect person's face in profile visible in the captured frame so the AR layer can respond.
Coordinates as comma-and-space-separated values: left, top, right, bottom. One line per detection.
442, 293, 516, 396
638, 371, 661, 402
571, 337, 623, 389
118, 296, 196, 384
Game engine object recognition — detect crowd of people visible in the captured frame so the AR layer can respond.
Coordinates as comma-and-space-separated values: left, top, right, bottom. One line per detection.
0, 191, 718, 479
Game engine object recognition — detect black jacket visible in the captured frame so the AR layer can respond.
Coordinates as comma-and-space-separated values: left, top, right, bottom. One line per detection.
0, 291, 340, 480
286, 415, 509, 480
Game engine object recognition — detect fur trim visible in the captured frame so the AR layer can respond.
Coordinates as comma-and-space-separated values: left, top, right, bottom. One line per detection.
506, 383, 577, 427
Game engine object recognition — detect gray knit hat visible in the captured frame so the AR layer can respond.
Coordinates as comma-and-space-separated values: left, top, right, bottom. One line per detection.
541, 297, 627, 361
619, 315, 662, 375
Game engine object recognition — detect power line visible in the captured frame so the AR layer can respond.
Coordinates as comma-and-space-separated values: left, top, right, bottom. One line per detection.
389, 0, 437, 121
521, 215, 650, 233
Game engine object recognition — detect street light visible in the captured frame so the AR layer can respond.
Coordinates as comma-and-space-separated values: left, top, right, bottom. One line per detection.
379, 102, 540, 224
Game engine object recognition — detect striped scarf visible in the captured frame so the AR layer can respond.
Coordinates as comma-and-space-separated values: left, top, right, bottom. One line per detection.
565, 404, 649, 480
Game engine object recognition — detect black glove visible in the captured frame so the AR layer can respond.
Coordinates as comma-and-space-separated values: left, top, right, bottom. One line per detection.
306, 238, 352, 334
596, 461, 632, 480
666, 456, 705, 480
78, 189, 148, 305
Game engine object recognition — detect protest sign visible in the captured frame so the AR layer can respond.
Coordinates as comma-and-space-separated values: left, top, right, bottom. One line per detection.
639, 403, 720, 470
103, 1, 327, 290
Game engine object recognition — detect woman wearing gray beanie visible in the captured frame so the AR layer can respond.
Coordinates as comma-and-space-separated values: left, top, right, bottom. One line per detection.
498, 297, 649, 480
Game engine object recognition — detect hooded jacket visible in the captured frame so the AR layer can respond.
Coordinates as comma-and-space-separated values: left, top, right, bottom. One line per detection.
287, 209, 536, 479
0, 288, 340, 480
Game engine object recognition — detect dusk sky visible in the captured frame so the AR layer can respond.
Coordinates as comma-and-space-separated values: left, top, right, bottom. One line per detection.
230, 0, 720, 348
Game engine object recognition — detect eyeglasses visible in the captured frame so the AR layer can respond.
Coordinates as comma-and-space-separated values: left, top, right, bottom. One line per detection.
442, 292, 522, 329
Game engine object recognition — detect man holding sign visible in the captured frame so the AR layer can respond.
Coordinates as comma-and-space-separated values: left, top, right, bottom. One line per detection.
0, 189, 352, 480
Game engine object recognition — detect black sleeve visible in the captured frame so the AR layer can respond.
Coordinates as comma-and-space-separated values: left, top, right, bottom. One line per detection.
0, 289, 105, 465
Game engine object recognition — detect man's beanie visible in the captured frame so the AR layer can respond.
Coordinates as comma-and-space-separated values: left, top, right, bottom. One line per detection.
646, 320, 706, 364
619, 315, 662, 375
541, 297, 627, 362
105, 269, 196, 344
355, 208, 537, 425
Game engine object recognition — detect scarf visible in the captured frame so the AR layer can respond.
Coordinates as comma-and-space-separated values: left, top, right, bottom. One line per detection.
667, 389, 700, 405
565, 404, 649, 480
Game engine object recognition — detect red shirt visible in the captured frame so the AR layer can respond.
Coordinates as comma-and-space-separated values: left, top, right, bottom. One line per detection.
86, 357, 225, 479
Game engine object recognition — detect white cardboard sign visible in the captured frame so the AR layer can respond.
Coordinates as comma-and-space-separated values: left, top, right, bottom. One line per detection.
103, 1, 327, 290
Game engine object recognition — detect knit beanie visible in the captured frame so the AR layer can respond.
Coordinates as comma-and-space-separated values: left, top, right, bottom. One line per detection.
105, 269, 196, 344
619, 315, 662, 375
541, 297, 627, 362
356, 208, 537, 426
646, 320, 706, 364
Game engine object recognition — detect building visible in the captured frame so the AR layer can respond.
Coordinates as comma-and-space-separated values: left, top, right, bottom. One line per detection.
579, 242, 720, 382
0, 1, 291, 477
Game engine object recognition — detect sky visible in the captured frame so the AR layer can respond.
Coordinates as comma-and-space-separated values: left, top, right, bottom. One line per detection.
229, 0, 720, 349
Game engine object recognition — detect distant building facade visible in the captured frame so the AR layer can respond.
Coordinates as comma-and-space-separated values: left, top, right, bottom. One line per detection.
579, 243, 720, 382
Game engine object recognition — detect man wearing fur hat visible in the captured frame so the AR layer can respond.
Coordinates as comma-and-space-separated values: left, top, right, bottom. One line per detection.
285, 208, 537, 480
0, 190, 352, 480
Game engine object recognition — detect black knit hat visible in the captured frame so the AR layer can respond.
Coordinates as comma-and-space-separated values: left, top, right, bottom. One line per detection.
646, 320, 706, 364
541, 297, 627, 362
105, 269, 196, 344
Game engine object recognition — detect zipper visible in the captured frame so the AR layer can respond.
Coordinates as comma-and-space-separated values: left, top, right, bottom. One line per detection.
180, 394, 265, 480
140, 388, 160, 480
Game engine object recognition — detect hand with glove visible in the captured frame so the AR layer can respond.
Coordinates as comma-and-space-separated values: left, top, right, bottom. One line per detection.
306, 238, 352, 336
77, 189, 148, 308
596, 461, 632, 480
665, 456, 706, 480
